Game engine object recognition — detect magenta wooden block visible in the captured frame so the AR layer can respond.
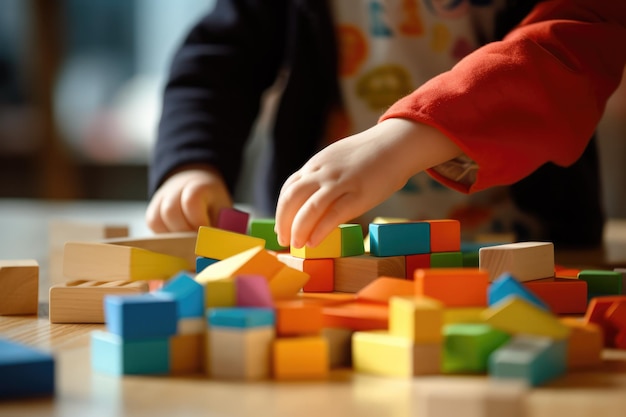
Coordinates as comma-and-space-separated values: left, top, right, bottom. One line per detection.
235, 275, 274, 308
217, 207, 250, 234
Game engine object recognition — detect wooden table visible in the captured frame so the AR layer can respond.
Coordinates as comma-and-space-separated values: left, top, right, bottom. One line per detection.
1, 199, 626, 416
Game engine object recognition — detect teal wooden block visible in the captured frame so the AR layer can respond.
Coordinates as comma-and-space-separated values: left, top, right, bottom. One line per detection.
158, 271, 205, 318
91, 330, 169, 375
207, 307, 275, 328
196, 256, 218, 273
0, 338, 55, 398
442, 323, 510, 374
369, 222, 430, 257
340, 224, 365, 257
430, 252, 463, 268
578, 270, 623, 297
249, 219, 288, 252
489, 273, 549, 311
489, 335, 567, 387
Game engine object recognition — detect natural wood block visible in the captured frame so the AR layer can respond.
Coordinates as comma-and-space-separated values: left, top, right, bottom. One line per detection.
426, 219, 461, 253
334, 254, 405, 293
369, 222, 430, 257
216, 207, 250, 235
275, 300, 323, 336
560, 317, 603, 369
415, 268, 489, 307
195, 226, 265, 260
268, 265, 310, 300
49, 280, 148, 323
195, 246, 283, 284
356, 276, 413, 304
290, 227, 341, 259
352, 330, 413, 377
170, 333, 204, 374
63, 242, 189, 281
276, 254, 332, 292
523, 278, 588, 314
208, 326, 274, 380
413, 342, 442, 375
0, 260, 39, 315
389, 296, 443, 343
272, 336, 329, 380
321, 327, 353, 368
322, 301, 388, 331
479, 242, 554, 282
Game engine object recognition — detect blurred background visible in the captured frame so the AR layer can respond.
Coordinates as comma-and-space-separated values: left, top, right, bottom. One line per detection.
0, 0, 624, 219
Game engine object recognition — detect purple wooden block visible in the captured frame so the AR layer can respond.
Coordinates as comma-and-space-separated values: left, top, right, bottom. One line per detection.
235, 275, 274, 308
216, 207, 250, 234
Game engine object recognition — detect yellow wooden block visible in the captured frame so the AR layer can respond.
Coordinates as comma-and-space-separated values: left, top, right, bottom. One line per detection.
170, 333, 204, 374
209, 327, 275, 380
482, 296, 570, 340
63, 242, 189, 281
195, 226, 265, 260
273, 336, 329, 380
290, 228, 341, 259
443, 307, 486, 324
269, 265, 310, 300
195, 246, 283, 284
205, 279, 236, 308
352, 330, 413, 377
389, 296, 444, 343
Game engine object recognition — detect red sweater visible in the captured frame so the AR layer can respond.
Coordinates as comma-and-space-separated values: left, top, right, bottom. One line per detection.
380, 0, 626, 193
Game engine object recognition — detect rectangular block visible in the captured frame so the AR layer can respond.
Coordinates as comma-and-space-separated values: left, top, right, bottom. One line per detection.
578, 270, 623, 297
91, 330, 169, 375
195, 226, 265, 260
208, 326, 274, 380
560, 318, 603, 369
415, 268, 489, 307
275, 300, 323, 336
426, 219, 461, 253
249, 218, 289, 252
170, 333, 204, 374
334, 254, 405, 293
322, 301, 388, 331
340, 224, 365, 257
0, 338, 55, 398
523, 278, 588, 314
430, 252, 464, 268
291, 228, 342, 259
104, 293, 178, 339
352, 330, 413, 377
369, 222, 430, 257
277, 254, 332, 292
273, 336, 329, 380
216, 207, 250, 235
104, 232, 196, 271
389, 296, 443, 343
479, 242, 554, 282
0, 260, 39, 315
207, 307, 275, 329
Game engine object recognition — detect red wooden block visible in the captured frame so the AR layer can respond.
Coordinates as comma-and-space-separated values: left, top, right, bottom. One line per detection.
583, 295, 626, 347
523, 278, 588, 315
605, 300, 626, 329
405, 254, 430, 280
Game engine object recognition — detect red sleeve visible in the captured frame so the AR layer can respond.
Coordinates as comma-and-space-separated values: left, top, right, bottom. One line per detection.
379, 0, 626, 193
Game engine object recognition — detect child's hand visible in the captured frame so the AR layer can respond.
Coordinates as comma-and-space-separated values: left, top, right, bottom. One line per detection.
146, 165, 232, 233
274, 119, 462, 249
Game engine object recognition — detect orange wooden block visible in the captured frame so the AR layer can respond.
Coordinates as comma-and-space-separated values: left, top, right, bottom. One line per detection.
555, 268, 581, 279
560, 317, 603, 369
297, 292, 356, 306
425, 219, 461, 253
356, 276, 413, 304
275, 300, 323, 336
414, 268, 488, 307
583, 295, 626, 347
523, 278, 588, 314
277, 254, 333, 292
273, 337, 329, 380
322, 301, 389, 331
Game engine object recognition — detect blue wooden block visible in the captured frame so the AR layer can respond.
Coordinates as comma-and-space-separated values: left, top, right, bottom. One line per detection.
196, 256, 218, 273
369, 222, 430, 256
91, 331, 169, 375
207, 307, 275, 329
489, 273, 550, 311
157, 271, 204, 318
0, 338, 55, 399
489, 335, 567, 387
104, 293, 177, 340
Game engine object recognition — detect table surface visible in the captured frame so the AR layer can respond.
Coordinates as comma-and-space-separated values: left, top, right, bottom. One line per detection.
1, 198, 626, 417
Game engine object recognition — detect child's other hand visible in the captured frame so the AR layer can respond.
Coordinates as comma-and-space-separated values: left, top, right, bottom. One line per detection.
146, 165, 232, 233
274, 119, 462, 249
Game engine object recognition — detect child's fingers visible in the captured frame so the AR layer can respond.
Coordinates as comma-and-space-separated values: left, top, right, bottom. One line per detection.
306, 192, 361, 248
159, 192, 195, 232
145, 194, 169, 233
181, 184, 211, 230
274, 175, 319, 247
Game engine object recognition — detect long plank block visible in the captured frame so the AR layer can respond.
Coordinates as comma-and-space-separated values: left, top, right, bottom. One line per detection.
195, 226, 265, 260
479, 242, 554, 282
103, 232, 197, 270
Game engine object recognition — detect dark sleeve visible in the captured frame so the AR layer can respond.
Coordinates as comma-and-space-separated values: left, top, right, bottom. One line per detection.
148, 0, 288, 197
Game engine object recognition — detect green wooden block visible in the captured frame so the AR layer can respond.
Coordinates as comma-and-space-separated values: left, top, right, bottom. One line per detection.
462, 251, 479, 267
340, 224, 365, 257
430, 252, 464, 268
442, 323, 510, 374
249, 219, 288, 252
578, 270, 623, 297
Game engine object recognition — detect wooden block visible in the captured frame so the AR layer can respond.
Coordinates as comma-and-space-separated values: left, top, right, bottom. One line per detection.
195, 226, 265, 260
334, 254, 405, 293
277, 254, 332, 292
177, 317, 205, 335
268, 265, 310, 300
103, 232, 196, 271
405, 254, 430, 279
389, 296, 443, 343
489, 273, 550, 311
321, 327, 353, 368
63, 242, 189, 281
91, 330, 169, 375
157, 271, 204, 318
489, 335, 567, 387
290, 227, 341, 259
272, 336, 329, 380
0, 260, 38, 315
426, 219, 461, 253
207, 307, 275, 329
297, 292, 356, 306
0, 338, 55, 399
414, 268, 488, 307
413, 342, 442, 375
356, 276, 413, 304
442, 323, 510, 374
482, 296, 570, 340
430, 252, 464, 268
196, 256, 219, 273
249, 218, 289, 252
208, 326, 274, 380
195, 246, 283, 284
605, 299, 626, 329
369, 222, 430, 257
49, 279, 148, 323
205, 279, 236, 308
235, 274, 274, 308
554, 267, 581, 279
322, 301, 388, 331
352, 330, 413, 377
48, 219, 128, 287
275, 300, 323, 336
523, 278, 588, 314
615, 268, 626, 294
170, 333, 204, 374
479, 242, 554, 282
560, 317, 603, 369
443, 307, 485, 324
583, 295, 626, 347
216, 207, 250, 234
363, 216, 409, 253
340, 224, 365, 257
578, 269, 623, 297
104, 293, 178, 339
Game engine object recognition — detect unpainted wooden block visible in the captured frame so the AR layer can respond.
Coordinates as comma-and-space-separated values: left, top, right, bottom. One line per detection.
49, 279, 148, 323
321, 327, 353, 368
479, 241, 554, 282
0, 260, 39, 316
334, 254, 405, 293
208, 326, 274, 380
170, 333, 204, 374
